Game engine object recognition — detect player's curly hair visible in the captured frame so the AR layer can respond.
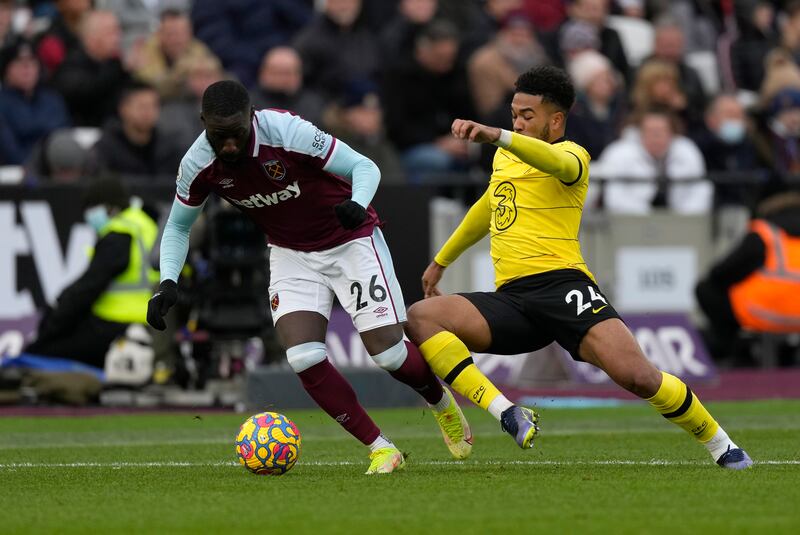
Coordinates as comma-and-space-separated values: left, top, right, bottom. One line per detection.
202, 80, 251, 118
515, 66, 576, 113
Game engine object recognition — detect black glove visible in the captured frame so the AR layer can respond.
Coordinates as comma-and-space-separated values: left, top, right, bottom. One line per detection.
334, 200, 367, 230
146, 279, 178, 331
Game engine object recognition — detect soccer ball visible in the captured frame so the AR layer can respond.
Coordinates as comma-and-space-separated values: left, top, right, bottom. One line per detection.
235, 412, 301, 475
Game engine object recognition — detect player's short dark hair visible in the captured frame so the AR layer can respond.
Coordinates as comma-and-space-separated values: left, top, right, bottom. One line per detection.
515, 65, 576, 113
202, 80, 251, 119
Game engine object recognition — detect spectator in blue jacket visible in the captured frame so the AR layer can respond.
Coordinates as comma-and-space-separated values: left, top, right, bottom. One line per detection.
0, 37, 70, 165
190, 0, 311, 88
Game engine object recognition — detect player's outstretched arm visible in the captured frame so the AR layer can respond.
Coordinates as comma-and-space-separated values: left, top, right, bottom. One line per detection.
146, 198, 202, 330
451, 118, 584, 184
423, 190, 491, 298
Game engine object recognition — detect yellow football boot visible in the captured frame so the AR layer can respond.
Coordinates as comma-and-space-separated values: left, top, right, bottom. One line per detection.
365, 447, 406, 475
431, 386, 473, 459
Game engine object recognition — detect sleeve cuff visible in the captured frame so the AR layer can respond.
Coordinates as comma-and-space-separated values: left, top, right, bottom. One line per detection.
433, 254, 451, 267
492, 129, 513, 149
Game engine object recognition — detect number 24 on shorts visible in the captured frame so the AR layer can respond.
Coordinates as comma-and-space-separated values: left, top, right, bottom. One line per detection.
565, 286, 608, 316
350, 275, 387, 311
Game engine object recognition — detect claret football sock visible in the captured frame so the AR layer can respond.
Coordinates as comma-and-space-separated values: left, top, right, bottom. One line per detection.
297, 359, 381, 445
647, 371, 731, 459
388, 341, 447, 405
419, 331, 504, 415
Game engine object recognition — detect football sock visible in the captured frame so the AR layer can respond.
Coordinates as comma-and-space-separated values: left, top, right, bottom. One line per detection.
703, 427, 739, 461
297, 359, 381, 446
488, 395, 515, 421
419, 331, 503, 412
367, 433, 396, 452
647, 371, 720, 445
388, 341, 446, 405
431, 391, 452, 412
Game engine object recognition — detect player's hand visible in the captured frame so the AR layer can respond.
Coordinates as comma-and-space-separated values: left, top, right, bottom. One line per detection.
451, 119, 501, 144
421, 261, 445, 298
146, 279, 177, 331
334, 199, 368, 230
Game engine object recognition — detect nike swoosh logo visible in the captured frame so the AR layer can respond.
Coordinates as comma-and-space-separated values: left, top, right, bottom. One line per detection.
474, 389, 485, 404
592, 305, 608, 314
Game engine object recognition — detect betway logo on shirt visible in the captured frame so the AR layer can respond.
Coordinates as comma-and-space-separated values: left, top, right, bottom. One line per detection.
229, 181, 300, 208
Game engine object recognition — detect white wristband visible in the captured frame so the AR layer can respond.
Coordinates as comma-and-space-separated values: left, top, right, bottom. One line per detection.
493, 129, 513, 149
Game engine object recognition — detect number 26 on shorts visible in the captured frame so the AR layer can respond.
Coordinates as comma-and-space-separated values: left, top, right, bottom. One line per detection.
350, 275, 387, 311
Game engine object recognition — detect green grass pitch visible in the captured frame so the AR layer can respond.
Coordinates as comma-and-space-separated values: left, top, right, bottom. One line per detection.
0, 400, 798, 534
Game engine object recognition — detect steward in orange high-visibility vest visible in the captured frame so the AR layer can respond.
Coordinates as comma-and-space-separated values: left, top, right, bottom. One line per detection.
729, 219, 800, 332
696, 192, 800, 361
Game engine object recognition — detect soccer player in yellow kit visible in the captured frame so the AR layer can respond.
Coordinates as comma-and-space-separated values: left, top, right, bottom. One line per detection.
405, 66, 752, 469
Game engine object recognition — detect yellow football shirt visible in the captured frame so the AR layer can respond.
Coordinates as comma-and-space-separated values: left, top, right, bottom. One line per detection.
435, 132, 595, 288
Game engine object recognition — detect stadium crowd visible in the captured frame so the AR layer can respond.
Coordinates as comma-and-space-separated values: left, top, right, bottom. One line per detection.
0, 0, 798, 209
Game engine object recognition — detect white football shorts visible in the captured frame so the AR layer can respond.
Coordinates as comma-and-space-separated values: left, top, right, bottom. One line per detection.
268, 228, 407, 332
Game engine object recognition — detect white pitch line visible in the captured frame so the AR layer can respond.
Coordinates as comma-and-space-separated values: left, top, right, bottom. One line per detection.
2, 421, 799, 451
0, 459, 798, 469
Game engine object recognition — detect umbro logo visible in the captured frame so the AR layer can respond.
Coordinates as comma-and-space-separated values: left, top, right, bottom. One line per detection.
373, 306, 389, 318
219, 178, 234, 188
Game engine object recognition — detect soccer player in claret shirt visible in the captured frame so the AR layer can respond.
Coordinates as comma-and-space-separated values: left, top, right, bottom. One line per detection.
405, 66, 753, 469
146, 80, 471, 474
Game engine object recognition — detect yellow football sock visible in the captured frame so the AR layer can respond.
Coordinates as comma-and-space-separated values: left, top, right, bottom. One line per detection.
419, 331, 502, 411
647, 371, 719, 442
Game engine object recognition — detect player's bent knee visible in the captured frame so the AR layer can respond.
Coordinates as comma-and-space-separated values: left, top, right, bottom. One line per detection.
285, 342, 327, 373
406, 300, 442, 343
370, 339, 407, 372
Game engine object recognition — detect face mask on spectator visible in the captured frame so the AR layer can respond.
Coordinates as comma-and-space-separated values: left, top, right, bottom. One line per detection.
717, 119, 745, 144
84, 205, 110, 232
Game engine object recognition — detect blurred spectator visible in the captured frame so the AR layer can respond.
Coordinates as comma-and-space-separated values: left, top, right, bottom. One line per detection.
293, 0, 380, 100
34, 0, 91, 76
251, 46, 325, 127
758, 48, 800, 108
89, 81, 183, 178
523, 0, 567, 32
0, 37, 70, 165
26, 129, 89, 183
630, 59, 690, 127
96, 0, 189, 54
593, 107, 710, 214
561, 0, 629, 81
782, 0, 800, 65
159, 54, 225, 149
133, 8, 218, 100
558, 19, 601, 63
730, 0, 777, 92
469, 10, 550, 120
690, 94, 762, 204
565, 50, 626, 159
381, 20, 474, 181
666, 0, 718, 53
615, 0, 645, 18
753, 87, 800, 177
639, 16, 706, 123
51, 10, 130, 127
0, 0, 14, 48
696, 192, 800, 363
460, 0, 524, 55
324, 79, 404, 183
191, 0, 312, 88
380, 0, 439, 66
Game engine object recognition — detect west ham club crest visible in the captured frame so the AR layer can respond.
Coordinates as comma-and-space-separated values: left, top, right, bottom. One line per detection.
263, 159, 286, 181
